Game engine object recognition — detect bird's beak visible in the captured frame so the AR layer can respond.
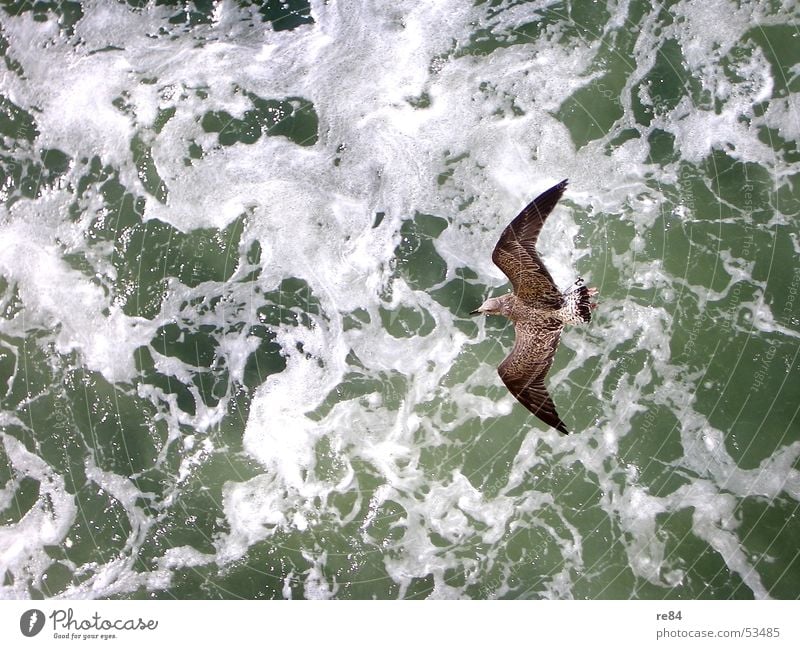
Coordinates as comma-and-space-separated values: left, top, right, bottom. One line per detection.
470, 308, 481, 316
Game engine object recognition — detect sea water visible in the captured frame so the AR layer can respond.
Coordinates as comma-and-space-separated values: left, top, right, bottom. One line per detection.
0, 0, 798, 600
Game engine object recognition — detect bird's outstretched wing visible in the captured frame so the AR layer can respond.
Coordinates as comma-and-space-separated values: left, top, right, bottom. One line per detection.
498, 317, 568, 434
492, 179, 568, 307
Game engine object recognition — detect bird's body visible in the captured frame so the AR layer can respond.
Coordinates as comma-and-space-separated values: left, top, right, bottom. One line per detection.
471, 179, 596, 434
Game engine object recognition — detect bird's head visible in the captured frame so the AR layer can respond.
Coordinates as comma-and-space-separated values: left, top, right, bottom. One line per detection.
470, 296, 506, 316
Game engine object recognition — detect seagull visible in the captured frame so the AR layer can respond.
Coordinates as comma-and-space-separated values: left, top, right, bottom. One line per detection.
470, 179, 597, 434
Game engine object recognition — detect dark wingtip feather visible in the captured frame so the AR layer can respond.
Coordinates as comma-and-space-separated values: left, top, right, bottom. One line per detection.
534, 179, 569, 213
577, 285, 592, 322
543, 178, 568, 198
555, 421, 570, 435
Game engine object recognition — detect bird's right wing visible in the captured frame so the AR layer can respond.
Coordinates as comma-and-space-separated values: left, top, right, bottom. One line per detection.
492, 180, 567, 307
497, 318, 568, 434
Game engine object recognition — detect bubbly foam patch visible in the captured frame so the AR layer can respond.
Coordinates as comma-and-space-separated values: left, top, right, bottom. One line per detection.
0, 434, 77, 598
0, 211, 156, 383
0, 0, 797, 600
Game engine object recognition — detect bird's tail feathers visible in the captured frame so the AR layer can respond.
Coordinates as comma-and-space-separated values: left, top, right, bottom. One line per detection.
565, 280, 598, 323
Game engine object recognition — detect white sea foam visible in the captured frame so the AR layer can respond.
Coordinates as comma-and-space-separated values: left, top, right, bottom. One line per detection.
0, 433, 77, 598
0, 0, 797, 600
0, 210, 156, 382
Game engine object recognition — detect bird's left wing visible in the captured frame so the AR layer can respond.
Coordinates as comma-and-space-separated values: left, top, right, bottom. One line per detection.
497, 318, 568, 434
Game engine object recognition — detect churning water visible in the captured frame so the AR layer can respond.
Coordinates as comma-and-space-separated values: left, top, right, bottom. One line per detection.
0, 0, 798, 599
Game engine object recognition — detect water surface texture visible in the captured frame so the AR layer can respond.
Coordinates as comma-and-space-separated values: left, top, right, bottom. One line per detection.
1, 0, 799, 599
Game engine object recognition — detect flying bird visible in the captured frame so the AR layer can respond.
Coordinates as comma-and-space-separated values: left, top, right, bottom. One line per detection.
471, 179, 597, 434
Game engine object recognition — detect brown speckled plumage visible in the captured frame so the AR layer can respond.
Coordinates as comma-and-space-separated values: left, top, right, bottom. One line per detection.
471, 179, 597, 434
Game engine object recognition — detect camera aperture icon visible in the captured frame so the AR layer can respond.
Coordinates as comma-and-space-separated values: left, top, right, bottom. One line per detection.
20, 609, 46, 637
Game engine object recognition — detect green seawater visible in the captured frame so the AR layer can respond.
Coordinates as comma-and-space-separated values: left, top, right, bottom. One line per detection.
0, 0, 798, 600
